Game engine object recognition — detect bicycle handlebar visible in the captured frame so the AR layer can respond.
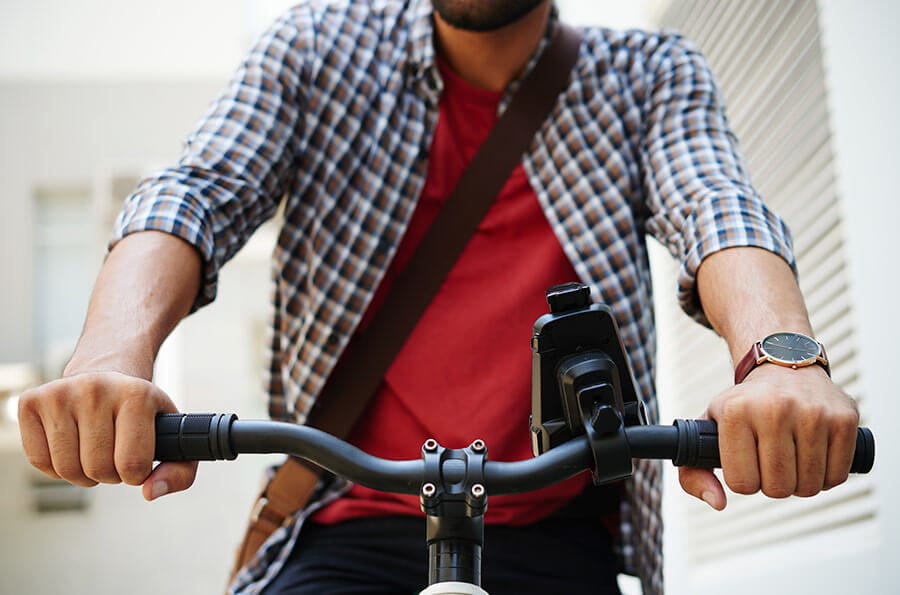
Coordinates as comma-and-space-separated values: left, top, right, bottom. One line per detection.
154, 414, 875, 495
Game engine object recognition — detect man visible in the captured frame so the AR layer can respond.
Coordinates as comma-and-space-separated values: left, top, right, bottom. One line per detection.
17, 1, 859, 594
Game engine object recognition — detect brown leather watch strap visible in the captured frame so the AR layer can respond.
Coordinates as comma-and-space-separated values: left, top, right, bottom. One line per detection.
734, 338, 831, 384
734, 342, 765, 384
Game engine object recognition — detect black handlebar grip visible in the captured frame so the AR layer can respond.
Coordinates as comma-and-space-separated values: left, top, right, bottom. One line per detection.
154, 413, 238, 462
673, 419, 720, 468
851, 427, 875, 473
673, 419, 875, 474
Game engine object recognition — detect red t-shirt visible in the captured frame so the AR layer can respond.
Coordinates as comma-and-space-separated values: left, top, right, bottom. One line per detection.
313, 58, 591, 526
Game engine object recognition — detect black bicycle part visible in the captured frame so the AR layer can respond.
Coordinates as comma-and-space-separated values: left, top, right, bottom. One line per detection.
154, 414, 876, 488
154, 412, 237, 461
530, 283, 646, 456
420, 439, 488, 586
560, 350, 634, 485
154, 413, 874, 589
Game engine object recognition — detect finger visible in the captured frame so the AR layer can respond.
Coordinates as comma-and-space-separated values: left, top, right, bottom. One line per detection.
794, 422, 828, 497
712, 410, 761, 495
824, 417, 858, 490
18, 399, 60, 479
757, 426, 796, 499
44, 410, 98, 488
113, 393, 162, 486
678, 467, 727, 510
77, 401, 122, 484
142, 461, 199, 501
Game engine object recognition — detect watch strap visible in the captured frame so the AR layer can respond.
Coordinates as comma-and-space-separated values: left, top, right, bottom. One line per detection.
734, 337, 831, 384
734, 342, 765, 384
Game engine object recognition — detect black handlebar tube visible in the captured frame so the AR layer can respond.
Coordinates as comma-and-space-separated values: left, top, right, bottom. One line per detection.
154, 414, 875, 494
233, 420, 425, 495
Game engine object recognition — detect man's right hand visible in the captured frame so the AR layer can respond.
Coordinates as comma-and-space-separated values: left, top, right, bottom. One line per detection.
17, 371, 198, 500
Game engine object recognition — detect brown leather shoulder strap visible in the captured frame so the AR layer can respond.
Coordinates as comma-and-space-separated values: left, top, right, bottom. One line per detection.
231, 24, 584, 582
307, 23, 584, 438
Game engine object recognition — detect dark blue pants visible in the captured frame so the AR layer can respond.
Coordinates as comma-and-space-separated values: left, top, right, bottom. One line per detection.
262, 515, 622, 594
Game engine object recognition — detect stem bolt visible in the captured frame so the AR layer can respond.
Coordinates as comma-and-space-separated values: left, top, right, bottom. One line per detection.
471, 439, 486, 452
423, 439, 438, 452
422, 483, 437, 498
471, 483, 485, 498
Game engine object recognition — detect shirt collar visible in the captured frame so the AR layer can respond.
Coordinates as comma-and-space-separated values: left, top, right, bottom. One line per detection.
407, 0, 437, 78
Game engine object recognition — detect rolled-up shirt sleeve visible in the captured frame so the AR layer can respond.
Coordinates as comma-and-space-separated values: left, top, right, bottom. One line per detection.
111, 8, 310, 310
639, 32, 795, 327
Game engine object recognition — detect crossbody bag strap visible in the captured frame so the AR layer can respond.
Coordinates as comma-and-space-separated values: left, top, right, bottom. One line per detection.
308, 21, 583, 437
231, 22, 584, 582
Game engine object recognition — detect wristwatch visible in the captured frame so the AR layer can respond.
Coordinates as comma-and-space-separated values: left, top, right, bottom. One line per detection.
734, 331, 831, 384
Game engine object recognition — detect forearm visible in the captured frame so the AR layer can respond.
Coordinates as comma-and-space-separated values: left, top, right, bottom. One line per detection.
65, 231, 202, 380
696, 246, 812, 364
680, 245, 858, 509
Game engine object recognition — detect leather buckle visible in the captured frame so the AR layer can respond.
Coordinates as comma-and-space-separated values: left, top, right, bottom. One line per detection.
251, 495, 289, 529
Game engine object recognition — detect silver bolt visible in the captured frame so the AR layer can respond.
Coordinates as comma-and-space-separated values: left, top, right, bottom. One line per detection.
422, 483, 437, 498
471, 484, 485, 498
471, 439, 486, 452
424, 439, 438, 452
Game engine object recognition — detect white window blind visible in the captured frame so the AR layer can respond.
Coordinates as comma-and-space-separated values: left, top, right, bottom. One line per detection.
651, 0, 877, 580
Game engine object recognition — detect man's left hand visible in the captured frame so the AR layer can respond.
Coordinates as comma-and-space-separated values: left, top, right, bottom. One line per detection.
677, 364, 859, 510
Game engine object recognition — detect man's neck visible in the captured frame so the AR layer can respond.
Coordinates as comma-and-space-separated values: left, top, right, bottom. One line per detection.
433, 1, 552, 92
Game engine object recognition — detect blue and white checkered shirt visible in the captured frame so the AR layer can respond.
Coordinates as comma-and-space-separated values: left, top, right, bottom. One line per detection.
113, 1, 794, 593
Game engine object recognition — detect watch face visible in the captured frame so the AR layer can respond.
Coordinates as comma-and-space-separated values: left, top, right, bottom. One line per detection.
760, 332, 820, 365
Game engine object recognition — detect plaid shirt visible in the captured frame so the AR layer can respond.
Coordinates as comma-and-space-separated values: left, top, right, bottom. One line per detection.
113, 1, 794, 593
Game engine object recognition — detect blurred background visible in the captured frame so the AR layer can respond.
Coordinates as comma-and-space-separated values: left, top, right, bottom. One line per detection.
0, 1, 896, 593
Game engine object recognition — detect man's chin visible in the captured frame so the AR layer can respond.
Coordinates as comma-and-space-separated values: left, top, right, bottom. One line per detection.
432, 0, 546, 32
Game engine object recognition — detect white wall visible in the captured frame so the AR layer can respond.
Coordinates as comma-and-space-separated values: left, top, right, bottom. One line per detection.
0, 2, 290, 593
818, 0, 900, 590
0, 0, 280, 81
0, 252, 280, 594
0, 82, 225, 362
652, 1, 900, 593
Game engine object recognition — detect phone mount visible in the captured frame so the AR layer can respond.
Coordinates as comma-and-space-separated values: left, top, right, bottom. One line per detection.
530, 282, 647, 484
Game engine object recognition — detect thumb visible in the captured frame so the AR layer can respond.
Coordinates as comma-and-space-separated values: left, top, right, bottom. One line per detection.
142, 461, 199, 501
678, 466, 727, 511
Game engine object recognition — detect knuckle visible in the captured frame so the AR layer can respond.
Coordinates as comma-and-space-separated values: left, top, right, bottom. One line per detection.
35, 383, 70, 412
117, 457, 151, 485
78, 384, 106, 413
54, 461, 93, 487
82, 459, 120, 483
724, 474, 759, 495
24, 452, 56, 476
17, 388, 41, 416
799, 402, 827, 429
831, 408, 860, 433
824, 470, 850, 491
762, 482, 794, 499
718, 395, 748, 421
795, 484, 821, 498
762, 397, 796, 426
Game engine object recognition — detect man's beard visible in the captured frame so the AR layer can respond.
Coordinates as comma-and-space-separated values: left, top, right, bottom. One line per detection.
432, 0, 546, 32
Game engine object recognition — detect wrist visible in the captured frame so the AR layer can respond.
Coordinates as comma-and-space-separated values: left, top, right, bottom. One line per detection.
741, 359, 831, 384
733, 331, 830, 384
64, 343, 155, 381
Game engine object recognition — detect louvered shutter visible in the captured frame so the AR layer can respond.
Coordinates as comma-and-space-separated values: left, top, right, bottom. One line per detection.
648, 1, 878, 591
